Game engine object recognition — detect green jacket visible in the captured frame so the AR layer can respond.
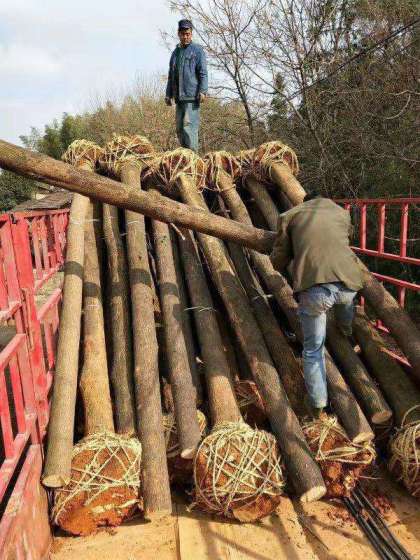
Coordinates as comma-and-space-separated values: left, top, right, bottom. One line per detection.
270, 198, 363, 293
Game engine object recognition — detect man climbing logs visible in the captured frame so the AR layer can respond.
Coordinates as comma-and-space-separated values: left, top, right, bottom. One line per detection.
270, 191, 363, 419
165, 19, 208, 152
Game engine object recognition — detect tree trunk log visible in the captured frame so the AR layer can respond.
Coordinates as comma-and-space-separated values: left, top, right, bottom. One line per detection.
245, 176, 279, 231
171, 232, 202, 406
102, 203, 135, 435
122, 165, 172, 519
176, 175, 326, 503
177, 227, 242, 426
263, 162, 420, 382
326, 318, 392, 425
220, 182, 373, 443
0, 139, 274, 253
80, 201, 114, 435
353, 309, 420, 426
43, 160, 92, 487
151, 206, 202, 459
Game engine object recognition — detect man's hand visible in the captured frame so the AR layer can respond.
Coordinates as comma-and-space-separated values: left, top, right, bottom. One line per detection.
165, 96, 173, 107
199, 92, 207, 103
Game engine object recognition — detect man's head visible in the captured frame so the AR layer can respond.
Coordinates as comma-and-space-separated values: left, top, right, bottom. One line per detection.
303, 189, 324, 202
178, 19, 193, 46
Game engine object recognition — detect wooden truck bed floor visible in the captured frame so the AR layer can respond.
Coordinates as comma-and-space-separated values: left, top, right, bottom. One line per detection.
51, 470, 420, 560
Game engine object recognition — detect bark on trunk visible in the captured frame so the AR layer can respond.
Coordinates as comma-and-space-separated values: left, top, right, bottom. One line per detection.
102, 203, 135, 435
80, 201, 114, 435
122, 165, 172, 519
42, 161, 92, 488
171, 232, 202, 406
353, 309, 420, 426
245, 176, 279, 231
177, 175, 326, 503
220, 182, 373, 444
265, 162, 420, 382
151, 203, 202, 459
177, 227, 242, 426
326, 318, 392, 425
0, 139, 275, 253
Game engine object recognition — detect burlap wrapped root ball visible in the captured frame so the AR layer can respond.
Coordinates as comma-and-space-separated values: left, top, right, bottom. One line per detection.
302, 416, 376, 498
194, 422, 285, 522
163, 410, 207, 485
253, 140, 299, 182
149, 148, 206, 195
62, 139, 104, 169
52, 432, 142, 536
389, 416, 420, 498
234, 380, 267, 429
203, 151, 241, 190
99, 134, 155, 178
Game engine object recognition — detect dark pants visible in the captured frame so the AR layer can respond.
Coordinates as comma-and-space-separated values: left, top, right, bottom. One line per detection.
176, 101, 200, 152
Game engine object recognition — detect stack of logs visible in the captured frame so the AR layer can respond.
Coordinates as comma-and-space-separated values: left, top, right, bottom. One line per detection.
32, 135, 420, 535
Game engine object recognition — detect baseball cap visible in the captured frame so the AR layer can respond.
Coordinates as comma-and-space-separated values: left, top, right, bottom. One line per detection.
178, 19, 193, 30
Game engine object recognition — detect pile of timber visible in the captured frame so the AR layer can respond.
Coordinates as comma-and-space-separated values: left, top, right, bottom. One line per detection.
0, 135, 419, 534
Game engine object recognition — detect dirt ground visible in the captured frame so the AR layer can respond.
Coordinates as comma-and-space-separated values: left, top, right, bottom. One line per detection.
50, 468, 420, 560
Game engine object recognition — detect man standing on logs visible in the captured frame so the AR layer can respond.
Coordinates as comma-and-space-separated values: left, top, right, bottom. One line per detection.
165, 19, 208, 152
270, 191, 363, 419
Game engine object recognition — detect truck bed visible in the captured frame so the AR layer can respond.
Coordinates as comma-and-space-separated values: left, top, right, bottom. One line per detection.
51, 470, 420, 560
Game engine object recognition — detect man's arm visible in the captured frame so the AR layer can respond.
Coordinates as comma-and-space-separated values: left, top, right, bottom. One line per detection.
270, 214, 293, 272
165, 52, 174, 101
196, 47, 208, 96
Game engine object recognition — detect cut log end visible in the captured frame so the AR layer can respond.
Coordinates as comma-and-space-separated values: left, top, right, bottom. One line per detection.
299, 485, 327, 503
352, 431, 375, 444
180, 446, 199, 460
371, 410, 393, 425
42, 474, 71, 489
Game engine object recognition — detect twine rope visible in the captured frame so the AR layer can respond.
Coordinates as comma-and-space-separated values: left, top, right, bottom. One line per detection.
193, 422, 284, 517
99, 134, 155, 176
252, 141, 299, 182
302, 416, 376, 464
389, 404, 420, 496
62, 140, 103, 169
148, 148, 206, 192
203, 151, 240, 192
52, 432, 142, 524
163, 411, 207, 459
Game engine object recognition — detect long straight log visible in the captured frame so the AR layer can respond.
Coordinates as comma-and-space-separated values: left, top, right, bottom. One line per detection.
151, 208, 202, 459
80, 201, 114, 435
103, 203, 135, 435
0, 139, 275, 254
245, 176, 279, 231
122, 165, 172, 519
176, 175, 326, 503
171, 232, 202, 405
353, 309, 420, 426
43, 160, 92, 488
219, 181, 374, 443
177, 228, 242, 426
264, 161, 420, 382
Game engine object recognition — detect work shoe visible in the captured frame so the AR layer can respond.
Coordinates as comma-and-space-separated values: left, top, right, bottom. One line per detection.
304, 395, 328, 421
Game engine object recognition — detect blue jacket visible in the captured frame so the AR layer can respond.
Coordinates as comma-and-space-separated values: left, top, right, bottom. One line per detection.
165, 42, 208, 102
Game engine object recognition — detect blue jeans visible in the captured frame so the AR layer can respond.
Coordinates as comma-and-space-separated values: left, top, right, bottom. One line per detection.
176, 101, 200, 152
298, 282, 357, 409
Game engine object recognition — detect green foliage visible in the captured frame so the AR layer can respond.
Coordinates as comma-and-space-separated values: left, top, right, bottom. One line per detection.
0, 170, 36, 212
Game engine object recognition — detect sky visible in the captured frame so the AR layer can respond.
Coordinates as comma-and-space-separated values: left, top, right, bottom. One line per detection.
0, 0, 179, 144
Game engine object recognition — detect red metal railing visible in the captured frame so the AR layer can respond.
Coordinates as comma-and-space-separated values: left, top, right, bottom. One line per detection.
0, 208, 68, 557
336, 197, 420, 307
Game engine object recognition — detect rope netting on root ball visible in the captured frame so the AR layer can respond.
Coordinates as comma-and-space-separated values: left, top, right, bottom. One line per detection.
235, 149, 255, 177
234, 380, 267, 429
203, 151, 241, 190
62, 139, 104, 170
252, 141, 299, 183
148, 148, 206, 194
163, 410, 207, 485
52, 432, 142, 536
193, 422, 285, 522
99, 134, 156, 177
389, 408, 420, 498
302, 416, 376, 498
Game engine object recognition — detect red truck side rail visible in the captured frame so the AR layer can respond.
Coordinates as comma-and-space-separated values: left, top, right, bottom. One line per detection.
0, 209, 68, 559
0, 198, 418, 559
